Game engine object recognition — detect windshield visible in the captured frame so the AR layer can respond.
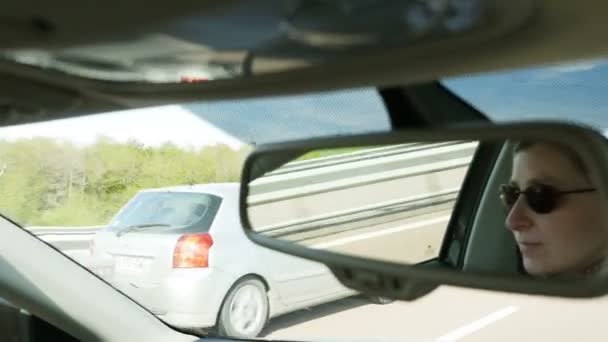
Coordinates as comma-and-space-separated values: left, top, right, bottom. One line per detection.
0, 86, 393, 340
443, 58, 608, 130
2, 59, 608, 341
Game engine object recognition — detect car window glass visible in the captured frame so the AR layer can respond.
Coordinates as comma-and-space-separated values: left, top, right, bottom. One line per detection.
109, 192, 220, 229
3, 58, 608, 340
443, 58, 608, 131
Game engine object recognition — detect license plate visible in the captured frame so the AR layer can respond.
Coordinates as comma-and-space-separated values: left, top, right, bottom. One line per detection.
114, 255, 149, 274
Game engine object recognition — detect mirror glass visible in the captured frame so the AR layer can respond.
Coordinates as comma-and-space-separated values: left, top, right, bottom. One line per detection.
244, 138, 608, 281
247, 141, 477, 264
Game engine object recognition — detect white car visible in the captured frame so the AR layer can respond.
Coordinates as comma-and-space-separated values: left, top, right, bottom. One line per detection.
90, 183, 357, 338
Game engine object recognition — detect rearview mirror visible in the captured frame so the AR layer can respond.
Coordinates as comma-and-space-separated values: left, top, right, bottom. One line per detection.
239, 122, 608, 301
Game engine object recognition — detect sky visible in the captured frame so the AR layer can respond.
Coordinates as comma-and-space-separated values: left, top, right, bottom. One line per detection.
443, 58, 608, 131
0, 105, 246, 150
1, 58, 608, 147
0, 88, 392, 148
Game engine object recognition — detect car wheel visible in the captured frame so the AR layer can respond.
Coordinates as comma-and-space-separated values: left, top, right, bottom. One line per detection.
367, 296, 395, 305
218, 277, 269, 338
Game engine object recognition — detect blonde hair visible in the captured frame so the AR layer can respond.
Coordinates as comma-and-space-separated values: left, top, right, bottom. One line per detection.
512, 140, 590, 181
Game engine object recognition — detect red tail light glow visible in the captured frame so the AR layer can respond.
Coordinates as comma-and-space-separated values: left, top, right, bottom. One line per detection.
180, 76, 208, 83
173, 233, 213, 268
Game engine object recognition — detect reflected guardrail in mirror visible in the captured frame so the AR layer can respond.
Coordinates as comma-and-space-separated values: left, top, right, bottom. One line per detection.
261, 188, 459, 264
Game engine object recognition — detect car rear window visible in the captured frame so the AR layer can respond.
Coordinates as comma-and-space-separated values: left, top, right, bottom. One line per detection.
107, 192, 222, 232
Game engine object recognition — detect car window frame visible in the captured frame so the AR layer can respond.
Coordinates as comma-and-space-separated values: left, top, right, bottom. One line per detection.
438, 140, 505, 268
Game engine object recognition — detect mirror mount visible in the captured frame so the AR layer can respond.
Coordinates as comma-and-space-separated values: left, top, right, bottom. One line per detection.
330, 266, 440, 302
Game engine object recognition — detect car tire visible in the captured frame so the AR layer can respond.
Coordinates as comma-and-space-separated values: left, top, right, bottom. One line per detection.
367, 296, 395, 305
217, 277, 269, 338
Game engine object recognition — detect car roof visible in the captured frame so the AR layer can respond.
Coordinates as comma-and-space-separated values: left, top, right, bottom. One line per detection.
138, 182, 240, 198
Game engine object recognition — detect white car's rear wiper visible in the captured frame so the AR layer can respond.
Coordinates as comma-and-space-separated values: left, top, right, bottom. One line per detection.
116, 223, 172, 237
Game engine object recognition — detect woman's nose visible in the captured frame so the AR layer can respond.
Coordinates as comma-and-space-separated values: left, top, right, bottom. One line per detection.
505, 196, 533, 232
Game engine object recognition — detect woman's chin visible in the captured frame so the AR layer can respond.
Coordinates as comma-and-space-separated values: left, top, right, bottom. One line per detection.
523, 260, 587, 278
523, 259, 553, 276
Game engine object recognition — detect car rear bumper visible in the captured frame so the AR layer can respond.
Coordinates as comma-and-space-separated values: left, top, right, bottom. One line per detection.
111, 267, 236, 329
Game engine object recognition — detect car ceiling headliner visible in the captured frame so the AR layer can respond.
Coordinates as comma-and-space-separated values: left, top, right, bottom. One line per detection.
1, 0, 608, 127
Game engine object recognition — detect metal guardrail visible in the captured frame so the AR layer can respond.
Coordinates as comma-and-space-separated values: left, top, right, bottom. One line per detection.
28, 226, 103, 236
28, 226, 102, 255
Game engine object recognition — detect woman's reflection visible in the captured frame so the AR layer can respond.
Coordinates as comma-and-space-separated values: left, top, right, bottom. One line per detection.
500, 141, 608, 278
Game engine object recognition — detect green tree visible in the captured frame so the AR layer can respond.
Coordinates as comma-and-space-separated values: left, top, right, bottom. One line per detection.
0, 138, 250, 227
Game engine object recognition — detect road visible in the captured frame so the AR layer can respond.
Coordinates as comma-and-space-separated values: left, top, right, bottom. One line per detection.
40, 222, 608, 341
261, 286, 608, 341
298, 207, 452, 264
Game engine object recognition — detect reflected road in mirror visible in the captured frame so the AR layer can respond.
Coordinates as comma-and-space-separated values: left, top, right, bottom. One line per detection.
247, 141, 478, 264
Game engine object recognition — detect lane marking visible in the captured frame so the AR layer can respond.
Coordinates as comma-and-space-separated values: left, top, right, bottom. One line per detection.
435, 305, 519, 341
311, 215, 450, 249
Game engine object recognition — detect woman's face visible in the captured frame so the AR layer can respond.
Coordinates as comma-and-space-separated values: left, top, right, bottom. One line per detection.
505, 143, 608, 276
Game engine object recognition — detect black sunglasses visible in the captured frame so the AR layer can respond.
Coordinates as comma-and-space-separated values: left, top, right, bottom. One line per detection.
499, 183, 596, 214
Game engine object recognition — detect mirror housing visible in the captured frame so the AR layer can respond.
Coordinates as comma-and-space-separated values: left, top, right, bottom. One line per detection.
239, 121, 608, 301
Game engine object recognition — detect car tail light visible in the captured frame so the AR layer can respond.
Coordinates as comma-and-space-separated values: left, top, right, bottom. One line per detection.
173, 233, 214, 268
180, 76, 208, 83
